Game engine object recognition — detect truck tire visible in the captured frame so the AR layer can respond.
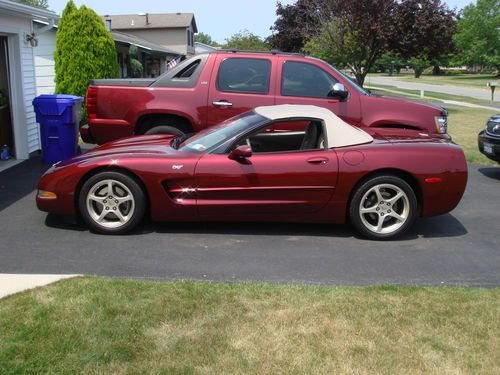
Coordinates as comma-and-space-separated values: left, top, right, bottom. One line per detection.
145, 126, 184, 136
139, 117, 190, 136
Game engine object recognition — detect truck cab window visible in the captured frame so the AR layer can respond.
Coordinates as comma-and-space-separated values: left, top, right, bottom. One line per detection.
282, 61, 338, 98
217, 58, 271, 95
174, 60, 200, 79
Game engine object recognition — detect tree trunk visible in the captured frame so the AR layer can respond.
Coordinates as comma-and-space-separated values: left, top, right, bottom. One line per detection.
432, 65, 441, 75
414, 69, 424, 78
355, 73, 365, 87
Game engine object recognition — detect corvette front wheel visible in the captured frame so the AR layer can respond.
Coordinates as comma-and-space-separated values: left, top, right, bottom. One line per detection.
349, 175, 418, 240
79, 171, 146, 234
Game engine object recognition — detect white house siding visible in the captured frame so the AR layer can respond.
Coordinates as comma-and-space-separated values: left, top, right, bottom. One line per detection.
21, 42, 39, 153
0, 12, 40, 157
33, 28, 56, 95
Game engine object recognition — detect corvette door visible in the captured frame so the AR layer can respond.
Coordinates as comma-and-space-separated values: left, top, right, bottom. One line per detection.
194, 149, 339, 217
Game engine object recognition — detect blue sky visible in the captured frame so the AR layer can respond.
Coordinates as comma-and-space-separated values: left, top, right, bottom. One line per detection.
48, 0, 475, 43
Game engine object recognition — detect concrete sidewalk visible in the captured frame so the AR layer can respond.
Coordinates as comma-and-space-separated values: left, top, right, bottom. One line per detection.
0, 274, 81, 299
367, 85, 500, 111
367, 75, 499, 103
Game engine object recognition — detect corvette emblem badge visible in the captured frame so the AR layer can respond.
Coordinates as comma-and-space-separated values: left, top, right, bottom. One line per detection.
172, 165, 183, 170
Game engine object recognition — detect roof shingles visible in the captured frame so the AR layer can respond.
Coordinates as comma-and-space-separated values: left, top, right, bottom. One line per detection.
102, 13, 197, 32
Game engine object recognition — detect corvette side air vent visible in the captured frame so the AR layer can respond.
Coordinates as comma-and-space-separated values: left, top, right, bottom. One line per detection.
161, 180, 196, 203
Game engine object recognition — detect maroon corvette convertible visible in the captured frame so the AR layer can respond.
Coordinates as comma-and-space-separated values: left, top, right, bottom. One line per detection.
37, 105, 467, 240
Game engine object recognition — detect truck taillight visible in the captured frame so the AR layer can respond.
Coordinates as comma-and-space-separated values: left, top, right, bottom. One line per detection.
86, 86, 97, 120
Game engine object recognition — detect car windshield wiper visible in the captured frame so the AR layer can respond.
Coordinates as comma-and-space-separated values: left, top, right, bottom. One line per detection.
171, 133, 194, 150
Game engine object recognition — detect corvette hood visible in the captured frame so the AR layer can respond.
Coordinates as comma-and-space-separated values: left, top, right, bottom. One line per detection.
58, 135, 180, 167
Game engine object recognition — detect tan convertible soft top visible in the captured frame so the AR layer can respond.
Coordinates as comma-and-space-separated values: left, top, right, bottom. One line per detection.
254, 104, 373, 148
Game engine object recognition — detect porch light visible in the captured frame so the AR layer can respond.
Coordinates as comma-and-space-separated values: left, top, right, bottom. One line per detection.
25, 32, 38, 47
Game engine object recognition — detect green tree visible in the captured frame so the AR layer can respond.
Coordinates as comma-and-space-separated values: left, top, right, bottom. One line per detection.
392, 0, 456, 77
268, 0, 322, 52
453, 0, 500, 72
302, 0, 397, 86
194, 32, 219, 46
409, 56, 430, 78
373, 53, 404, 74
18, 0, 48, 9
54, 1, 119, 121
128, 45, 143, 78
53, 0, 78, 94
223, 30, 269, 51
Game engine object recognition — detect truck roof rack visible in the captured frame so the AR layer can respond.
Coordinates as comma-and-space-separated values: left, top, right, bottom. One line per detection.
216, 49, 305, 57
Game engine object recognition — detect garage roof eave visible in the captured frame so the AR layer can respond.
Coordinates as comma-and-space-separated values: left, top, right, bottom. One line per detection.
0, 0, 59, 21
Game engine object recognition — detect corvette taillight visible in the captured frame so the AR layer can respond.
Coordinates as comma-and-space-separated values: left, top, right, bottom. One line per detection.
86, 86, 97, 120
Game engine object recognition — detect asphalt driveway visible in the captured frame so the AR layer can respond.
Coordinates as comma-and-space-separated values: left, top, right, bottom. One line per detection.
0, 156, 498, 286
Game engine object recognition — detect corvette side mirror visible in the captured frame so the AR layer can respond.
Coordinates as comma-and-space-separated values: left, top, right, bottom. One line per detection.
229, 145, 252, 160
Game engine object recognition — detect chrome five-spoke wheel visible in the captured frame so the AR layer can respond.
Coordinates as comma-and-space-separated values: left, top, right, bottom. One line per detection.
349, 175, 417, 240
79, 171, 146, 234
359, 184, 409, 235
86, 179, 135, 229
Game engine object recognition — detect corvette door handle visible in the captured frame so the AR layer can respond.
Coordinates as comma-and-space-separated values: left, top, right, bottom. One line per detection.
212, 101, 233, 107
307, 157, 329, 164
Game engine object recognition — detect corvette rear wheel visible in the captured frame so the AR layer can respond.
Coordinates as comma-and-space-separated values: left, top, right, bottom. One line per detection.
79, 171, 146, 234
349, 175, 417, 240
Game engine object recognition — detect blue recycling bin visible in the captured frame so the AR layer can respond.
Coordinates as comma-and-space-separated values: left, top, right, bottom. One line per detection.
33, 94, 83, 164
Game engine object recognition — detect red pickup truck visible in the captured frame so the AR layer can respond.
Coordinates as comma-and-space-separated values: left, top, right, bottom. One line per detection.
81, 51, 449, 145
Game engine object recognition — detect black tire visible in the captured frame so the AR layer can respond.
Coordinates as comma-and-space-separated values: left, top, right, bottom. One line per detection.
349, 175, 418, 240
79, 171, 146, 234
145, 125, 184, 136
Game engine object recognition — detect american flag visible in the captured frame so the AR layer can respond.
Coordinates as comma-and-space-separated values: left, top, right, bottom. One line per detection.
167, 56, 181, 70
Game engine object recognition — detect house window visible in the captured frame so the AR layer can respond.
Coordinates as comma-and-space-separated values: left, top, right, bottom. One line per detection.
187, 30, 193, 47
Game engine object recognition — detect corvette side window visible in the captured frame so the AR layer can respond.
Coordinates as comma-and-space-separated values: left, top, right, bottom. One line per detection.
238, 120, 325, 153
282, 61, 338, 98
217, 58, 271, 95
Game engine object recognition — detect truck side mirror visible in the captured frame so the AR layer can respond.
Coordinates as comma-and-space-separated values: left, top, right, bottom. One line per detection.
328, 83, 349, 101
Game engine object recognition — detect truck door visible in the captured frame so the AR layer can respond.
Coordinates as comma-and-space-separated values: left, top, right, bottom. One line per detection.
275, 57, 361, 126
206, 55, 276, 127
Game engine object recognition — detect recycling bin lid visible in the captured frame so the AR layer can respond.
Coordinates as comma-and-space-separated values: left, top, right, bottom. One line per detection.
33, 94, 84, 116
33, 94, 83, 103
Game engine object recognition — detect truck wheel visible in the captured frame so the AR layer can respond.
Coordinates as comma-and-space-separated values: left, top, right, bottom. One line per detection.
145, 126, 184, 136
349, 175, 417, 240
79, 171, 146, 235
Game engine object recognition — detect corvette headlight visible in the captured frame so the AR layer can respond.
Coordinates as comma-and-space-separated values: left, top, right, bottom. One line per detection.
434, 111, 448, 134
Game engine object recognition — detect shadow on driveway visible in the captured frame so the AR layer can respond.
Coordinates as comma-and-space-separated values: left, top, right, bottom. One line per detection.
44, 212, 467, 241
0, 155, 48, 212
478, 167, 500, 181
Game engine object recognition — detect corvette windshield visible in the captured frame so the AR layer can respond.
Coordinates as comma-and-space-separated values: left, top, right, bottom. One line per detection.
178, 112, 266, 153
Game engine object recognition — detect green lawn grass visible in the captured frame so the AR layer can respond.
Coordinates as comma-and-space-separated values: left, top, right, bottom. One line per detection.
0, 277, 499, 374
368, 73, 498, 89
368, 87, 498, 166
